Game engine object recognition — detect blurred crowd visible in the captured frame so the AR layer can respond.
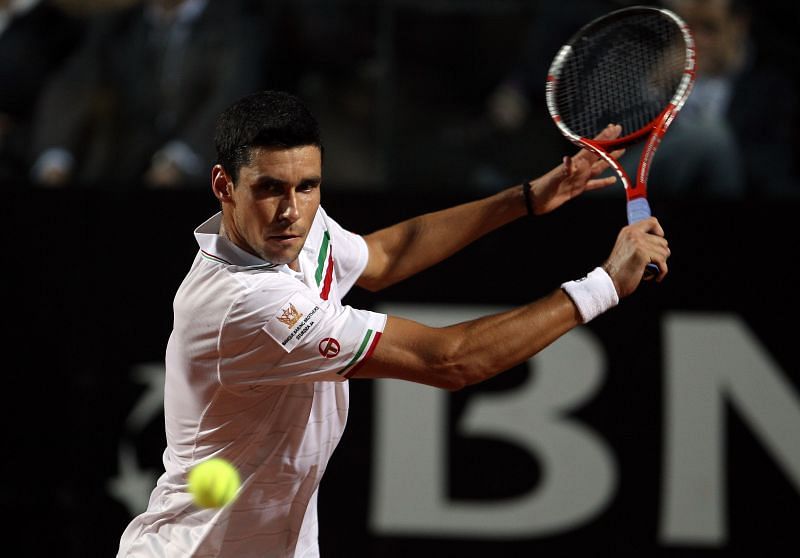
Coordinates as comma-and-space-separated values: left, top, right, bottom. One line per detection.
1, 0, 798, 197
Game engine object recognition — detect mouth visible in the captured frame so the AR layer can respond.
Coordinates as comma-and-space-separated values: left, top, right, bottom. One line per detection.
268, 233, 301, 245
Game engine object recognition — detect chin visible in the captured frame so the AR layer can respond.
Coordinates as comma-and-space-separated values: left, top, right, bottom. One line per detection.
263, 248, 302, 267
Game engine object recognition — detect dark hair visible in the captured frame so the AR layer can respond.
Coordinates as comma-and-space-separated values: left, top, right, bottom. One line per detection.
214, 90, 322, 181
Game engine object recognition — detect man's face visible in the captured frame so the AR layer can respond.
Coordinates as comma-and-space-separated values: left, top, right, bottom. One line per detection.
672, 0, 747, 76
218, 145, 322, 270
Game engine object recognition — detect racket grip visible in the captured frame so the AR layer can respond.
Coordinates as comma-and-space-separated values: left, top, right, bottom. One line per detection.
626, 198, 659, 281
626, 197, 652, 224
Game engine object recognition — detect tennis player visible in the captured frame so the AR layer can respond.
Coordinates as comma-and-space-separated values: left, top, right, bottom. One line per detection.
117, 90, 669, 557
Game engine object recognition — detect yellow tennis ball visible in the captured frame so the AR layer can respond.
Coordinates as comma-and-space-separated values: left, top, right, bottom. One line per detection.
188, 458, 241, 508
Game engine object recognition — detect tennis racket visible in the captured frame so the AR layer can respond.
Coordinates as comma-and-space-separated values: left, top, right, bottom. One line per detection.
545, 5, 695, 279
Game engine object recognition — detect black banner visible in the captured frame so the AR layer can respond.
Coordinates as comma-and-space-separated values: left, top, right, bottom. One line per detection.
10, 189, 799, 557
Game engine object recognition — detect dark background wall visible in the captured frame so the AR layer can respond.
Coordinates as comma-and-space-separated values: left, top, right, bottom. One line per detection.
7, 189, 799, 556
5, 0, 800, 555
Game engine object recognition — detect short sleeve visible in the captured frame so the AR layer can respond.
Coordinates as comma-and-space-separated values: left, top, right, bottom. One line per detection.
318, 208, 368, 297
218, 279, 386, 389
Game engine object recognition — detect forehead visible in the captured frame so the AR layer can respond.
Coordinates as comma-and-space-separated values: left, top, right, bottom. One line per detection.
240, 145, 322, 179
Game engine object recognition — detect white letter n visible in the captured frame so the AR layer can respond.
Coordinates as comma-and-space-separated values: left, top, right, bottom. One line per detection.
661, 313, 800, 545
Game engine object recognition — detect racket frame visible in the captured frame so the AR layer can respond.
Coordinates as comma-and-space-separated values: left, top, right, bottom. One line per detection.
545, 6, 696, 203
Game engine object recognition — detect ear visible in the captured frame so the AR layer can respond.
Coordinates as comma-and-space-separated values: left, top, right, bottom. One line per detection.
211, 164, 234, 203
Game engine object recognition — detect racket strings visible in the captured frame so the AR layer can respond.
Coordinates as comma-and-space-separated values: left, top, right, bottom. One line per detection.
555, 12, 686, 139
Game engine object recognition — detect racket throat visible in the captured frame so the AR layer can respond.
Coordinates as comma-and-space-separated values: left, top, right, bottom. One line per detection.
632, 104, 678, 200
631, 131, 664, 200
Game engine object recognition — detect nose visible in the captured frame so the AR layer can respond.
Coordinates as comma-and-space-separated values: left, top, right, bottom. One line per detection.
277, 190, 300, 223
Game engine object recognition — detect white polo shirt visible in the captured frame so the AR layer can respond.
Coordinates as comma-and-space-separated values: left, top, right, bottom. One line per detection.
118, 207, 387, 558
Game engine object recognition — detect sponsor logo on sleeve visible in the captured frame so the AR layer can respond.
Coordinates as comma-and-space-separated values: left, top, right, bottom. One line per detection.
276, 303, 303, 328
318, 337, 341, 358
263, 292, 324, 353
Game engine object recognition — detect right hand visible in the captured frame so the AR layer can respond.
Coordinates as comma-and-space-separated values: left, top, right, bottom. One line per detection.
602, 217, 670, 298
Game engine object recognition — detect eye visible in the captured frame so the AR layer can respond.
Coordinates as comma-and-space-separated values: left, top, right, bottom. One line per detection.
298, 181, 320, 193
254, 180, 284, 196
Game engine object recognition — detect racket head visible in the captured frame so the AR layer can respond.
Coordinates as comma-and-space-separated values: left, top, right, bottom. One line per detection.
545, 6, 696, 191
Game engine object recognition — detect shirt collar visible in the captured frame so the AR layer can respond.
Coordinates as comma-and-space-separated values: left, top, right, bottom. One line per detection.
194, 212, 279, 270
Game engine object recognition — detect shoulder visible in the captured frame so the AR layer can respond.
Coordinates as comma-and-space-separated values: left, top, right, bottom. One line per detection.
234, 268, 309, 310
312, 206, 362, 242
180, 256, 307, 312
304, 206, 340, 255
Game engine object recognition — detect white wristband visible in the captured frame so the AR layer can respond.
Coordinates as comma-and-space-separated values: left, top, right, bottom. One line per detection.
561, 267, 619, 323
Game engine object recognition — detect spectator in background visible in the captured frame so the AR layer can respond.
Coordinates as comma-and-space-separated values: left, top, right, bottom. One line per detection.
263, 0, 385, 190
606, 0, 750, 200
486, 0, 633, 135
449, 0, 639, 192
482, 0, 799, 199
655, 0, 799, 199
0, 0, 85, 184
29, 0, 268, 189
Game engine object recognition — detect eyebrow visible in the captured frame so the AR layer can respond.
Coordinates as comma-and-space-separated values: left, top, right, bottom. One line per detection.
252, 175, 322, 188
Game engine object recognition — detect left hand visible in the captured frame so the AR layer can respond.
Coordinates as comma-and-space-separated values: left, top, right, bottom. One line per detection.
527, 124, 624, 215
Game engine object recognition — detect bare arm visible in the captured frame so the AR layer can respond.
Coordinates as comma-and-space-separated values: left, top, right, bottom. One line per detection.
357, 186, 525, 291
354, 289, 580, 390
351, 216, 669, 389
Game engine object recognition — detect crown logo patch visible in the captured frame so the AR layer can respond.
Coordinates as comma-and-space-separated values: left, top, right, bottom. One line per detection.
276, 303, 303, 328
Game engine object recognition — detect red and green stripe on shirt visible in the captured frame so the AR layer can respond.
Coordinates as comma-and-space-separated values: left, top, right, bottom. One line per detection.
338, 328, 382, 378
315, 231, 334, 300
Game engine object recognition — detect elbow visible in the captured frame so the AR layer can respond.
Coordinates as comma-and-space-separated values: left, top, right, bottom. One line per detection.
357, 277, 385, 293
356, 270, 393, 293
428, 342, 485, 392
435, 370, 468, 392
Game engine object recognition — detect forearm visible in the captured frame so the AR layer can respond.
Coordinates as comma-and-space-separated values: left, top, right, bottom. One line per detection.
433, 289, 580, 388
354, 289, 581, 390
359, 185, 527, 291
354, 261, 631, 389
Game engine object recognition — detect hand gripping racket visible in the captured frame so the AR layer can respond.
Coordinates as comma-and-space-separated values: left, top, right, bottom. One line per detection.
545, 5, 695, 279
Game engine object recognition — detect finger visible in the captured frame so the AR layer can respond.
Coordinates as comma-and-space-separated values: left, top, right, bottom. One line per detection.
585, 149, 623, 176
590, 157, 610, 174
592, 123, 622, 141
645, 235, 670, 257
632, 216, 665, 237
646, 217, 665, 238
591, 123, 614, 141
654, 256, 669, 282
577, 125, 623, 166
635, 233, 669, 283
645, 234, 670, 283
576, 146, 619, 170
585, 176, 618, 190
561, 155, 573, 177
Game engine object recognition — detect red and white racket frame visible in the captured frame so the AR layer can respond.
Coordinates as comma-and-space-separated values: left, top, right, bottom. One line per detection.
545, 7, 696, 226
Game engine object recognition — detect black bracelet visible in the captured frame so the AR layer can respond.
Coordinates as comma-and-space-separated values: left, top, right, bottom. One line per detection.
522, 180, 535, 217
